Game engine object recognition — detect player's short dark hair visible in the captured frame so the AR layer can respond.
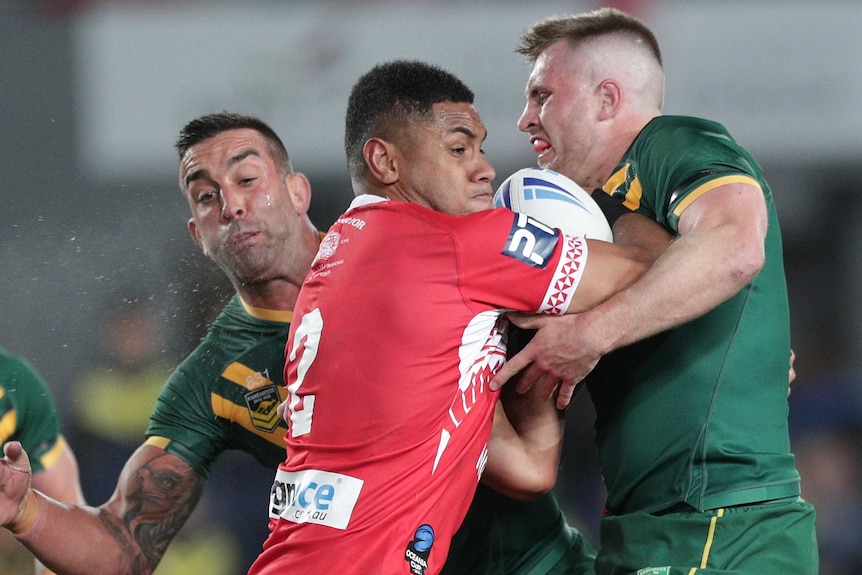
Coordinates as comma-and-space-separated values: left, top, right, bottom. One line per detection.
344, 60, 474, 180
517, 7, 662, 66
175, 112, 292, 176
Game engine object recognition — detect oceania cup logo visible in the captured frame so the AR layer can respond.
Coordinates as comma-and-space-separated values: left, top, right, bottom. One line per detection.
268, 468, 363, 530
502, 212, 559, 268
404, 524, 434, 575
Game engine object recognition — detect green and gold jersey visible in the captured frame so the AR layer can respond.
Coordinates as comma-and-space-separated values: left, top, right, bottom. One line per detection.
0, 346, 65, 473
592, 115, 800, 514
146, 295, 594, 574
146, 295, 289, 475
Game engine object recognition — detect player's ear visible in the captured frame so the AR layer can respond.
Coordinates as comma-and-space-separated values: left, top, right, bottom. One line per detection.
363, 137, 399, 185
286, 172, 312, 215
187, 218, 207, 255
597, 79, 622, 120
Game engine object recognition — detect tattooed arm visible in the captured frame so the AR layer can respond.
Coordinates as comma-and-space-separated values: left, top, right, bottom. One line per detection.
4, 443, 204, 575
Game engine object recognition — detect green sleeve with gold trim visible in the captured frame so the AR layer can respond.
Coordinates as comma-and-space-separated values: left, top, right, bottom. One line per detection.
0, 346, 62, 474
146, 296, 288, 477
590, 115, 797, 514
605, 115, 768, 232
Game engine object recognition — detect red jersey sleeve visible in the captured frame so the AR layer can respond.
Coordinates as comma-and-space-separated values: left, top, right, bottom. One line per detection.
444, 207, 588, 316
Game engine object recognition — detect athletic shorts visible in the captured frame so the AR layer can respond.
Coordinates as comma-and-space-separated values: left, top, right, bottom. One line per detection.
595, 498, 818, 575
539, 525, 597, 575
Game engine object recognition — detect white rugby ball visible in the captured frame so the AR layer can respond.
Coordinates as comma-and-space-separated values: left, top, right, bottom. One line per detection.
494, 167, 613, 242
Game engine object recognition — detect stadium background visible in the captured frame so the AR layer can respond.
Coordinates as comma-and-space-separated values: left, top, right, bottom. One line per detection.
1, 1, 860, 574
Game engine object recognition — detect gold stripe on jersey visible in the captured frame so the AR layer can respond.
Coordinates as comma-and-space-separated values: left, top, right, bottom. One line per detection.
210, 393, 285, 446
673, 175, 762, 218
0, 410, 16, 444
222, 362, 273, 391
0, 385, 13, 445
38, 436, 68, 469
219, 362, 283, 433
145, 436, 171, 449
603, 164, 643, 211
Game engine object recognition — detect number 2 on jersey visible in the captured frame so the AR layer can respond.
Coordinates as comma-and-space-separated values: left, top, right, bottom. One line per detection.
286, 308, 322, 437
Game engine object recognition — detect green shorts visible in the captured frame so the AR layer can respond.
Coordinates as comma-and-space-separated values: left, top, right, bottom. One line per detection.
595, 498, 818, 575
539, 524, 597, 575
442, 488, 597, 575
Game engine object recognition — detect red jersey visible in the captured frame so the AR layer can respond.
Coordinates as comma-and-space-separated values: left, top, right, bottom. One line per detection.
249, 195, 587, 575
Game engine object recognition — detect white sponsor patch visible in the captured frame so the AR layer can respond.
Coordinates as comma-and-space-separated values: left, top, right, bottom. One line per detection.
268, 468, 363, 530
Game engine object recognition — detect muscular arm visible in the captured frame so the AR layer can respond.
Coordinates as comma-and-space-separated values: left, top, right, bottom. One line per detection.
561, 238, 649, 315
482, 379, 565, 500
583, 182, 766, 347
483, 212, 672, 483
6, 443, 205, 575
493, 188, 759, 409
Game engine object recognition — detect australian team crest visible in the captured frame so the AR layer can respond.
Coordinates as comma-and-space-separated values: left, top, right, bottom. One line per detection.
244, 383, 282, 432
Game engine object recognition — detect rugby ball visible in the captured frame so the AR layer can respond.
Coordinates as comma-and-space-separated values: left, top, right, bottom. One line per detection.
494, 168, 613, 242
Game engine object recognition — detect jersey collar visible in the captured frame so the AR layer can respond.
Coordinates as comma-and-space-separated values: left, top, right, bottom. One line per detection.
239, 297, 294, 324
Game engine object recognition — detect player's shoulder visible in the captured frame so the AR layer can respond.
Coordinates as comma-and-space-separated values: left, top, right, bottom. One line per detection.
0, 347, 51, 400
0, 346, 39, 379
166, 299, 288, 394
644, 115, 732, 143
367, 199, 452, 225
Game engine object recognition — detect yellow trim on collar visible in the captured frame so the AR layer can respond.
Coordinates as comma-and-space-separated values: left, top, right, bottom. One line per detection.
239, 297, 293, 323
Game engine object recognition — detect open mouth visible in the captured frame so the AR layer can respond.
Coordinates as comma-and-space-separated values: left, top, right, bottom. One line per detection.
531, 136, 552, 156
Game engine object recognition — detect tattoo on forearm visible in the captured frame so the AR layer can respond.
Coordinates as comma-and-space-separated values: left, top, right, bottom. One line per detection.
100, 451, 205, 575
